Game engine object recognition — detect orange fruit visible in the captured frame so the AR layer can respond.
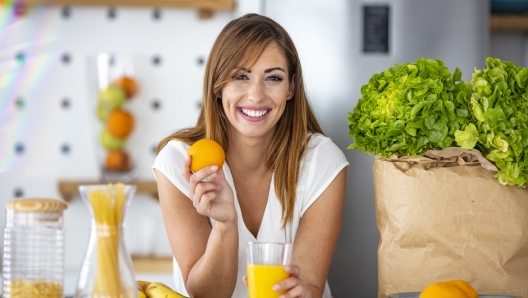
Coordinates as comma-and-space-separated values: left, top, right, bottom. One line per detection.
187, 139, 225, 173
448, 280, 478, 298
420, 280, 478, 298
105, 150, 130, 171
106, 109, 135, 138
112, 76, 139, 99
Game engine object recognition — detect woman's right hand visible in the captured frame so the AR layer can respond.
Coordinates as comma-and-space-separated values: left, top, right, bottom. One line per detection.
183, 155, 236, 224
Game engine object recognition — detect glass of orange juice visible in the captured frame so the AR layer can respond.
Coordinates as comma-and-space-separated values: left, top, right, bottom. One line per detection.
246, 242, 293, 298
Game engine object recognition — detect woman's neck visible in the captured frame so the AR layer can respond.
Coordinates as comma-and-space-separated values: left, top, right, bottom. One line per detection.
225, 131, 272, 175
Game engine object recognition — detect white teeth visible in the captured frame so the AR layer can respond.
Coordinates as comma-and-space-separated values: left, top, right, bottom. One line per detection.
241, 108, 268, 117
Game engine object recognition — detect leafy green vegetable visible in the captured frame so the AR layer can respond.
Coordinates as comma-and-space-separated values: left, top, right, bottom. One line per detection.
349, 57, 528, 188
348, 58, 471, 158
454, 123, 479, 150
455, 57, 528, 187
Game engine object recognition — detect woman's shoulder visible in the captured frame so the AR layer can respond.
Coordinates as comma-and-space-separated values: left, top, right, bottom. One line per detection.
306, 133, 330, 146
301, 133, 349, 177
154, 139, 190, 165
161, 139, 190, 152
300, 133, 348, 176
152, 139, 192, 198
305, 133, 344, 157
296, 133, 348, 215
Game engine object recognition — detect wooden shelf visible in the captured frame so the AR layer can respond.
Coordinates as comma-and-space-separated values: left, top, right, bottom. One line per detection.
132, 256, 173, 273
491, 14, 528, 32
58, 180, 158, 201
24, 0, 234, 9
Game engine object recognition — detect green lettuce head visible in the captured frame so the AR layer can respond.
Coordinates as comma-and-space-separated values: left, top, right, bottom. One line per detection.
455, 57, 528, 187
348, 58, 471, 158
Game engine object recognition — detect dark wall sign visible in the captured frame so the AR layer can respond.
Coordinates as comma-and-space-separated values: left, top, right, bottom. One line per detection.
363, 5, 389, 53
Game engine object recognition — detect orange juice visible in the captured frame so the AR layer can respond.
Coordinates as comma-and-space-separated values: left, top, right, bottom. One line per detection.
247, 264, 289, 298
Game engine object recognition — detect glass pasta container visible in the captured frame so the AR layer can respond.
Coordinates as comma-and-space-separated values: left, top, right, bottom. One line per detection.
75, 183, 137, 298
2, 198, 68, 298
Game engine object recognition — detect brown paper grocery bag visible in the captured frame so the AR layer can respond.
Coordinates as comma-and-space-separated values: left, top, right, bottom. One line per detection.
374, 148, 528, 298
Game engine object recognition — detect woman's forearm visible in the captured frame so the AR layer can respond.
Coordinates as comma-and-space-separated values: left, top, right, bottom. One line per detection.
186, 219, 239, 298
307, 283, 323, 298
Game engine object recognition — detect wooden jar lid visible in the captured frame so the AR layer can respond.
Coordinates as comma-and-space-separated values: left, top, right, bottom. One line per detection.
6, 198, 68, 212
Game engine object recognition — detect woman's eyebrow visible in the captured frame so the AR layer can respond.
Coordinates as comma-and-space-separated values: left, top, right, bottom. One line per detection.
233, 67, 285, 73
264, 67, 285, 73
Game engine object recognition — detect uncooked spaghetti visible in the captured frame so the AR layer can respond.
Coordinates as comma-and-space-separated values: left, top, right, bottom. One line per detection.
88, 183, 126, 298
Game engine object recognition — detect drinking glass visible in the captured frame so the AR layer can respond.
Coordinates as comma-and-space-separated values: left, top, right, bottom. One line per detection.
246, 242, 293, 298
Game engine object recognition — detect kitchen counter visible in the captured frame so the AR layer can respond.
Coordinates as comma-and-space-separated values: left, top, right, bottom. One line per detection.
0, 261, 174, 297
64, 271, 175, 297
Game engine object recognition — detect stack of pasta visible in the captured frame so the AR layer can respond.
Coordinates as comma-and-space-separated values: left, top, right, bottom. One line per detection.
89, 183, 126, 297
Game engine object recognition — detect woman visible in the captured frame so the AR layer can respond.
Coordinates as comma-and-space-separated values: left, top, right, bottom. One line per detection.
153, 13, 348, 298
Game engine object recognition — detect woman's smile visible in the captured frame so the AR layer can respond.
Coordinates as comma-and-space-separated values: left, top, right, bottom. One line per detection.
238, 107, 272, 122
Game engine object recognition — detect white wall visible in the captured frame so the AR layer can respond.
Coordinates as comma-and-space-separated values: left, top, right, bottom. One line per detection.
491, 32, 527, 66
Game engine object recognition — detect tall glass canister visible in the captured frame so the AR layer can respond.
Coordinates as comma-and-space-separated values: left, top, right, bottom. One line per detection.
75, 183, 137, 298
2, 198, 68, 298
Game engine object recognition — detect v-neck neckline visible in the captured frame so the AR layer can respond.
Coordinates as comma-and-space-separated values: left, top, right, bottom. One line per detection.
223, 163, 274, 241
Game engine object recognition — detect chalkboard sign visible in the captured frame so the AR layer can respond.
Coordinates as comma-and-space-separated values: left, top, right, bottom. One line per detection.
363, 5, 389, 53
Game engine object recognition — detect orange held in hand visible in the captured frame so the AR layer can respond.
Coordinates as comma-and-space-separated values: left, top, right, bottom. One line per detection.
187, 139, 225, 173
106, 109, 135, 138
420, 280, 478, 298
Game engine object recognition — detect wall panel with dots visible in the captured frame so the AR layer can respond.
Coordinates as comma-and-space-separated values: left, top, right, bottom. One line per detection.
1, 6, 232, 193
0, 5, 235, 271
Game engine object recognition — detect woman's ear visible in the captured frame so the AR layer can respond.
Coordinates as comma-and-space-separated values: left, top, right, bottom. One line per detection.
287, 74, 296, 100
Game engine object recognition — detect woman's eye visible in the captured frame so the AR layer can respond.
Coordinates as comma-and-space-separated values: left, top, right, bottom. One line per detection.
267, 75, 283, 82
234, 74, 248, 80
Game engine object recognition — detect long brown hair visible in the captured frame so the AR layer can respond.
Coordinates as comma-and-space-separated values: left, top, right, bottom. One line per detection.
157, 13, 324, 227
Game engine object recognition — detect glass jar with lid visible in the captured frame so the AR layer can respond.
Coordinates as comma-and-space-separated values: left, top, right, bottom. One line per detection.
2, 198, 68, 298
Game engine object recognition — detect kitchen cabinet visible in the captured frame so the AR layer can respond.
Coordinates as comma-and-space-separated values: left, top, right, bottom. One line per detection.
491, 13, 528, 32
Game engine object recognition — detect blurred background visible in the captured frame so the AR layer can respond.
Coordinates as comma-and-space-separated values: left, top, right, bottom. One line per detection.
0, 0, 525, 296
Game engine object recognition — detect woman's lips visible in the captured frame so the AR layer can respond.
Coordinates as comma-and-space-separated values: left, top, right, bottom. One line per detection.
237, 107, 271, 122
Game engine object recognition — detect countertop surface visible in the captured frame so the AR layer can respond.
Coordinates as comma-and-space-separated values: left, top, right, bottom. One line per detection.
0, 272, 175, 297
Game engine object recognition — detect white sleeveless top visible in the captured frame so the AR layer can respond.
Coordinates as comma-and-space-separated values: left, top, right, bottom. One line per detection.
152, 133, 348, 298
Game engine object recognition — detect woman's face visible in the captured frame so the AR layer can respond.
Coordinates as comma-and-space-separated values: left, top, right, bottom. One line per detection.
220, 42, 294, 141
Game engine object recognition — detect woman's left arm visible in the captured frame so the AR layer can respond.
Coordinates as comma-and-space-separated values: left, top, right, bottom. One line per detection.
275, 167, 347, 298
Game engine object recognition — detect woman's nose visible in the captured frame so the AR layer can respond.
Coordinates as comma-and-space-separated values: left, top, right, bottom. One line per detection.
247, 80, 265, 103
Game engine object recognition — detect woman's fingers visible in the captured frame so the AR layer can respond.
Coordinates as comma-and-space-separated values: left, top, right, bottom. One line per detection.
181, 157, 236, 222
273, 276, 299, 292
189, 165, 219, 192
274, 265, 307, 298
192, 182, 221, 207
242, 276, 248, 287
194, 191, 218, 215
182, 155, 193, 183
194, 180, 221, 196
284, 265, 301, 278
183, 154, 219, 185
278, 284, 305, 298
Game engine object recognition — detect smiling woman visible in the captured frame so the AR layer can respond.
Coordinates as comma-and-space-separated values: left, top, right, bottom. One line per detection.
152, 13, 348, 298
220, 42, 294, 139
